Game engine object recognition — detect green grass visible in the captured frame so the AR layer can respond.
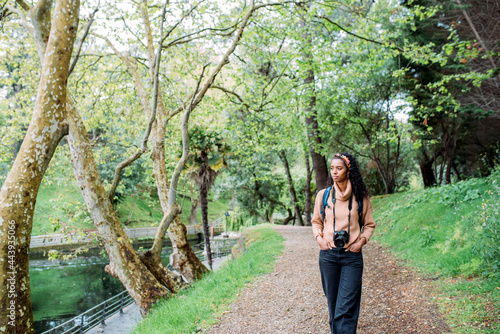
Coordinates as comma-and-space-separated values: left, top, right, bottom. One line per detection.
131, 224, 285, 334
33, 182, 230, 236
372, 171, 500, 333
436, 278, 500, 333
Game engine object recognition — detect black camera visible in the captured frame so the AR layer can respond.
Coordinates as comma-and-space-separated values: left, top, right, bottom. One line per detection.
334, 230, 350, 248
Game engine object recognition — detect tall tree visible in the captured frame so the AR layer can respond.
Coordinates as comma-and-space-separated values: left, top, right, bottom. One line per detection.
187, 128, 229, 269
0, 0, 80, 331
92, 0, 209, 282
280, 150, 303, 225
399, 0, 500, 184
298, 2, 329, 191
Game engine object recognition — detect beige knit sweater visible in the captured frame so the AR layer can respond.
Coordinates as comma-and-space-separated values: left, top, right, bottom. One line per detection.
312, 180, 376, 249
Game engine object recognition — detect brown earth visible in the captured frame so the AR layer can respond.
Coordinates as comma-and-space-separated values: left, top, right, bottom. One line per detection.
204, 225, 450, 334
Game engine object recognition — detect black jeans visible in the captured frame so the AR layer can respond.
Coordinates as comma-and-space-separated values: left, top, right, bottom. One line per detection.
319, 248, 363, 334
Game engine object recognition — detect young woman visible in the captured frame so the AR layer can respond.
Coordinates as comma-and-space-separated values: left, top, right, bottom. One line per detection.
312, 153, 376, 334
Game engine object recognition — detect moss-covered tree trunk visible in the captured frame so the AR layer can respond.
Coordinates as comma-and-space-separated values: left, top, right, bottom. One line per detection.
0, 0, 79, 331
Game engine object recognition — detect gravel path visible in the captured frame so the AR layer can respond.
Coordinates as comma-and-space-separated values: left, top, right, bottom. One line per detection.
205, 225, 450, 334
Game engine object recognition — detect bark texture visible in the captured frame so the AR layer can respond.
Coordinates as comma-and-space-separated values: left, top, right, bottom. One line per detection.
0, 0, 78, 331
168, 216, 209, 281
301, 12, 328, 191
66, 98, 170, 315
150, 113, 208, 282
304, 92, 328, 191
139, 250, 188, 293
190, 187, 201, 225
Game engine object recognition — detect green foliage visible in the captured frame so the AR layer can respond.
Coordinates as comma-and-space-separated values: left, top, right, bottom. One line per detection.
374, 171, 500, 278
396, 0, 500, 183
224, 153, 287, 221
186, 126, 230, 172
0, 23, 40, 185
132, 224, 285, 334
33, 180, 229, 236
373, 172, 500, 332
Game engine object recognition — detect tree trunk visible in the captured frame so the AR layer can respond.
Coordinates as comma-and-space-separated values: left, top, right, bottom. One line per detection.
445, 155, 453, 184
419, 150, 438, 187
304, 149, 313, 226
304, 83, 329, 191
300, 9, 328, 191
150, 117, 208, 282
0, 0, 78, 331
280, 150, 303, 226
200, 182, 213, 270
282, 209, 294, 225
190, 184, 201, 225
168, 215, 209, 281
139, 250, 187, 293
438, 156, 445, 185
66, 98, 170, 315
452, 161, 462, 181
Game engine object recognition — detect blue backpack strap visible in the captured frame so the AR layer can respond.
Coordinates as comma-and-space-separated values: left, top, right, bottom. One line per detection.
357, 199, 363, 228
320, 186, 332, 222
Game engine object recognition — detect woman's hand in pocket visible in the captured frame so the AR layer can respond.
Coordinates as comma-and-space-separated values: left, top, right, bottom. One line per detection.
317, 236, 332, 250
346, 236, 366, 253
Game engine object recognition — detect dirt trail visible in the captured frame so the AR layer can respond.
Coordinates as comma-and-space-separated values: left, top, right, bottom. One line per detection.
205, 225, 449, 334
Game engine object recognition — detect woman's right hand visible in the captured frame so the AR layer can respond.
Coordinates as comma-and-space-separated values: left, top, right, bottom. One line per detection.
317, 236, 332, 250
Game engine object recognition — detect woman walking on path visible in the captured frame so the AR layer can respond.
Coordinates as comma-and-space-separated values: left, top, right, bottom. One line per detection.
312, 153, 376, 334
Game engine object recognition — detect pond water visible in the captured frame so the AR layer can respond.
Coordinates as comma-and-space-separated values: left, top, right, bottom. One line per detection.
30, 240, 201, 333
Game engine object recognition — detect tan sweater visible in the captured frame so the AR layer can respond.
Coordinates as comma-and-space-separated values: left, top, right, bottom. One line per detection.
312, 180, 376, 249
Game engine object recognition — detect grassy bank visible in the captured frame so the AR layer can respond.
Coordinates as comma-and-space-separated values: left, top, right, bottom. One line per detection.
372, 171, 500, 333
33, 182, 229, 236
132, 224, 285, 334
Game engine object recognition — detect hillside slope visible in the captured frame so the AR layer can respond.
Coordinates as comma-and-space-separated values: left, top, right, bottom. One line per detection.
371, 171, 500, 333
33, 182, 229, 236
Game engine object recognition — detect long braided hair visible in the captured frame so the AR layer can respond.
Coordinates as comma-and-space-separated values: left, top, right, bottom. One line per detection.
327, 152, 370, 200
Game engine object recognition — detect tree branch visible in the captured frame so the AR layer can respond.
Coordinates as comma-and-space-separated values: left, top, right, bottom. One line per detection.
316, 15, 404, 52
15, 0, 30, 11
211, 85, 251, 109
107, 0, 169, 202
92, 32, 151, 112
150, 64, 208, 254
454, 0, 497, 70
159, 1, 198, 46
31, 0, 54, 62
68, 7, 98, 77
5, 4, 33, 34
120, 16, 147, 51
162, 22, 239, 49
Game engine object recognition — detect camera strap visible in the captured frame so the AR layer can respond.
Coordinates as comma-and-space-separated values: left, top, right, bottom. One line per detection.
331, 185, 353, 236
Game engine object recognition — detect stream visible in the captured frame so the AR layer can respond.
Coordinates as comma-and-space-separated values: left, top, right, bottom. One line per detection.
30, 239, 202, 333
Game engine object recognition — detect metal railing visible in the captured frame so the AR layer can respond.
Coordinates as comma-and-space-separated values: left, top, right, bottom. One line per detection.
39, 232, 237, 334
32, 217, 227, 248
194, 237, 237, 262
40, 290, 133, 334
